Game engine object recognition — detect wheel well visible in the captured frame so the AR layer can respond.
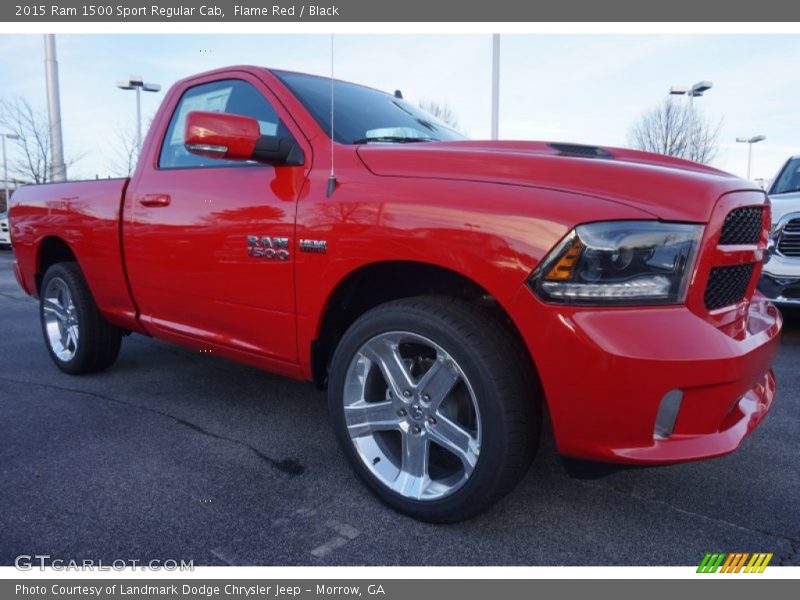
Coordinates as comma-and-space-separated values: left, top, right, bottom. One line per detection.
35, 237, 76, 293
311, 261, 535, 390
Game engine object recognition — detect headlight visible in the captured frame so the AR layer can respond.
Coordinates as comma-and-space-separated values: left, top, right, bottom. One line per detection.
530, 221, 703, 305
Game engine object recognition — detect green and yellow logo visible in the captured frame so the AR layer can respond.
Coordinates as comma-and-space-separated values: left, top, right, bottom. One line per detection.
697, 552, 773, 573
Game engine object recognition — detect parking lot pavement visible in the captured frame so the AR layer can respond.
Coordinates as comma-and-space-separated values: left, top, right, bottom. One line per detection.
0, 249, 797, 567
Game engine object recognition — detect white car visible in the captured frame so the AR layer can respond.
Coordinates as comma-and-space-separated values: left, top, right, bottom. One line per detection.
0, 211, 11, 248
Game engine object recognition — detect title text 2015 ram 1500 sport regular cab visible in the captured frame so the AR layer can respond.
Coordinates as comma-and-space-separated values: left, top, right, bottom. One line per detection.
9, 67, 782, 522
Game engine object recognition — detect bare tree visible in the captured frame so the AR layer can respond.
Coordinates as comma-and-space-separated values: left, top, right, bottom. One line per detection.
0, 97, 51, 184
107, 115, 157, 178
628, 98, 722, 165
418, 100, 460, 131
108, 124, 139, 177
0, 95, 82, 183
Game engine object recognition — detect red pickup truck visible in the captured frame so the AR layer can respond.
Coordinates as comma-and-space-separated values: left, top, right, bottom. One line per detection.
9, 66, 781, 522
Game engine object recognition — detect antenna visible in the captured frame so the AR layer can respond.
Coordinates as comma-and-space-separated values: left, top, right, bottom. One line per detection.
326, 33, 337, 198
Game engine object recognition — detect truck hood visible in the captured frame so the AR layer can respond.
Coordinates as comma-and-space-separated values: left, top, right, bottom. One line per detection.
356, 140, 758, 223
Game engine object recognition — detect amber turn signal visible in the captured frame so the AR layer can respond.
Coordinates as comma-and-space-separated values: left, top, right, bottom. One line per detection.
545, 238, 584, 281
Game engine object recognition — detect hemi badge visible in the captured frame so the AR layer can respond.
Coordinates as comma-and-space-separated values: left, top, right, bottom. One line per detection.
299, 239, 327, 254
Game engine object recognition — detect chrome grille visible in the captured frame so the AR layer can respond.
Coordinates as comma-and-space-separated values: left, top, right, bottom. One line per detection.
777, 218, 800, 257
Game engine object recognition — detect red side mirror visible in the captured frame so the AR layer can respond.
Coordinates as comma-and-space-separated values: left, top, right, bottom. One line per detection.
184, 111, 260, 161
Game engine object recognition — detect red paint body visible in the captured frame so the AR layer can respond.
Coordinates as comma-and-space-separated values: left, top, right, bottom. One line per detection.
9, 66, 781, 463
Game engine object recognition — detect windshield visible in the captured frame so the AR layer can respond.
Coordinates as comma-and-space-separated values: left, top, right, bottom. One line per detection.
273, 70, 466, 144
770, 158, 800, 195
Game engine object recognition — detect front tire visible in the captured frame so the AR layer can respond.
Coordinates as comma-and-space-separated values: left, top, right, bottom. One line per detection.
329, 296, 539, 522
40, 262, 122, 374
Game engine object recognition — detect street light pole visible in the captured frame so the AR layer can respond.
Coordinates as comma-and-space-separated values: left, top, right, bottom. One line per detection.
44, 34, 67, 182
669, 80, 712, 161
135, 85, 142, 152
1, 133, 20, 211
736, 135, 766, 180
491, 34, 500, 140
117, 75, 161, 152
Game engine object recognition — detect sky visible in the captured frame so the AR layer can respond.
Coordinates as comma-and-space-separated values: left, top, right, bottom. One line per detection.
0, 33, 798, 183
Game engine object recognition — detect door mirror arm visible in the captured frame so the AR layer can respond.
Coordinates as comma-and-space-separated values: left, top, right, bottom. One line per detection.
251, 136, 304, 166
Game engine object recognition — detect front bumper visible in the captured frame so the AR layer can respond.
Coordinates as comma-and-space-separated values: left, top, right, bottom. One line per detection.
509, 289, 781, 464
758, 273, 800, 306
760, 253, 800, 305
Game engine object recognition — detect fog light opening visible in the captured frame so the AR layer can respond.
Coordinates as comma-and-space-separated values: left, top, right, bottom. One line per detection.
654, 390, 683, 440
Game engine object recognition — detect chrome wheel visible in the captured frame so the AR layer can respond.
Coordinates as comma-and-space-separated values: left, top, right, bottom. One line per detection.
343, 331, 482, 501
42, 276, 79, 362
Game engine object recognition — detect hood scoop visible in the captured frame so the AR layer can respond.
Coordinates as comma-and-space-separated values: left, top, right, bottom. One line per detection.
547, 142, 613, 159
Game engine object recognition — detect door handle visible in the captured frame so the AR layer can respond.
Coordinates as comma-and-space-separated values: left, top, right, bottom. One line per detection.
138, 194, 171, 207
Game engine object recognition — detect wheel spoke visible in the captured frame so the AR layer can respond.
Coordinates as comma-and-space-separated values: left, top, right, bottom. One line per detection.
345, 400, 400, 438
60, 327, 69, 348
66, 326, 79, 350
428, 415, 479, 473
418, 357, 460, 410
392, 432, 429, 498
43, 298, 67, 322
361, 337, 415, 397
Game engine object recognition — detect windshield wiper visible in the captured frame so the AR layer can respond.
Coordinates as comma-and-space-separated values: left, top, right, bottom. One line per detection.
351, 136, 437, 145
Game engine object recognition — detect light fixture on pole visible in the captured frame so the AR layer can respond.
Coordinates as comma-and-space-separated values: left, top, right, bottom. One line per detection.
2, 133, 20, 211
736, 135, 766, 181
669, 80, 713, 160
117, 75, 161, 152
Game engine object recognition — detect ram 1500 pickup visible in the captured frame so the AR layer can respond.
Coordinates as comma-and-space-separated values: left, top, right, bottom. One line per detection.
760, 155, 800, 304
9, 66, 782, 522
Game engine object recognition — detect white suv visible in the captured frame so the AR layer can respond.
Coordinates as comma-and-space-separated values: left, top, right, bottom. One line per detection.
760, 155, 800, 305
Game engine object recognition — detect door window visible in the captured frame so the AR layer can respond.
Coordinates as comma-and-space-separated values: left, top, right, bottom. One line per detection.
159, 79, 283, 169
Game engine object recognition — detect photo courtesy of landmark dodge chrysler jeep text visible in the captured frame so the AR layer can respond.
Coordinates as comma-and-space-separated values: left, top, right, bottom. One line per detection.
8, 67, 781, 522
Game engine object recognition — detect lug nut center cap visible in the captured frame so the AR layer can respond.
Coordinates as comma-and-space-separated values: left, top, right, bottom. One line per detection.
409, 404, 424, 421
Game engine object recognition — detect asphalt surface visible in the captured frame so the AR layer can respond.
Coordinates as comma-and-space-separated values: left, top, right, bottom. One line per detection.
0, 250, 798, 566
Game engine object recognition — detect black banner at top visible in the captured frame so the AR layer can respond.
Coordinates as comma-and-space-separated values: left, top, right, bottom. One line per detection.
3, 0, 800, 22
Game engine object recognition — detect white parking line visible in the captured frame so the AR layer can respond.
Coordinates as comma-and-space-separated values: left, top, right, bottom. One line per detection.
310, 520, 361, 558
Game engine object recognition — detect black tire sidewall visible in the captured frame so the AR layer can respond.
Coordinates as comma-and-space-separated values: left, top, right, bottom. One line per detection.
39, 263, 102, 374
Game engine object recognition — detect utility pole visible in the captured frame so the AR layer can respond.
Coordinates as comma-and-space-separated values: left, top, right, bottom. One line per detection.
736, 135, 766, 180
44, 34, 67, 182
117, 76, 161, 152
669, 81, 712, 161
491, 34, 500, 140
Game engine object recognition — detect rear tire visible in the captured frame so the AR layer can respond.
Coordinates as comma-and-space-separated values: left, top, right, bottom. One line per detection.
329, 296, 539, 522
40, 262, 122, 374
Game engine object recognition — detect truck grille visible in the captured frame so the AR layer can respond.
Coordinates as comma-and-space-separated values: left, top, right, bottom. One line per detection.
777, 218, 800, 257
718, 206, 763, 245
704, 263, 755, 310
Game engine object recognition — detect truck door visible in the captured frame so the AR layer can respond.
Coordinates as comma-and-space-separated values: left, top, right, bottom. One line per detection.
124, 75, 308, 365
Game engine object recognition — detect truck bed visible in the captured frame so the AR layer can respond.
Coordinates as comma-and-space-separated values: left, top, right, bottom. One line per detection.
9, 178, 141, 332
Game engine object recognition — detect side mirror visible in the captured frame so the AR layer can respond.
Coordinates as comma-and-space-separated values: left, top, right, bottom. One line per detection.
184, 111, 303, 166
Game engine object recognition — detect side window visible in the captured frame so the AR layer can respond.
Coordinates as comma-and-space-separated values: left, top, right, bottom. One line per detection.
159, 79, 283, 169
